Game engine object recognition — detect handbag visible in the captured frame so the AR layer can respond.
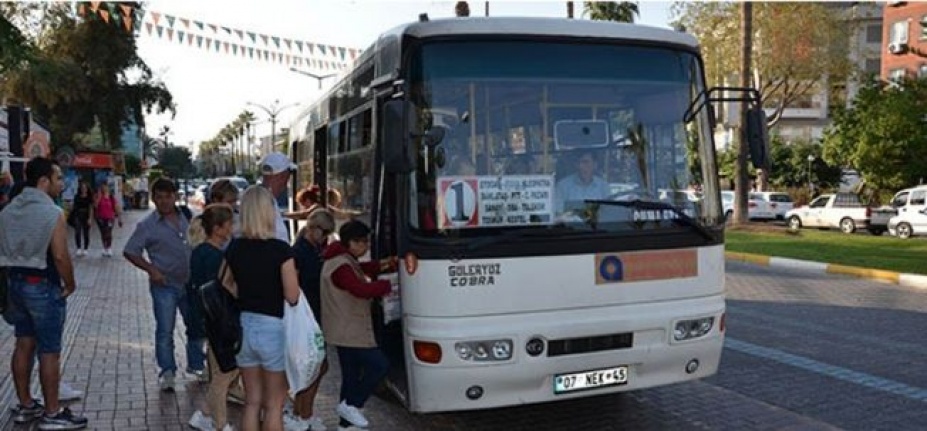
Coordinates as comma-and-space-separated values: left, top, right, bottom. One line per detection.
197, 264, 242, 373
283, 291, 326, 397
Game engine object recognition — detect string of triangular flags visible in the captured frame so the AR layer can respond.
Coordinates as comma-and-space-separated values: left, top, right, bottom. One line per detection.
76, 2, 138, 34
136, 10, 361, 72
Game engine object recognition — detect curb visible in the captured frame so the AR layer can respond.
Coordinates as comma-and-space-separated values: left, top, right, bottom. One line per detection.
724, 251, 927, 290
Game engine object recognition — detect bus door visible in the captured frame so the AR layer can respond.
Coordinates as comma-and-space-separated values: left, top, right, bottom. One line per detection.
371, 96, 409, 404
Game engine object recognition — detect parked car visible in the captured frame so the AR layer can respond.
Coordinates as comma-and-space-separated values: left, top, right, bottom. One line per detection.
658, 189, 702, 203
751, 191, 793, 220
785, 192, 875, 234
887, 185, 927, 239
721, 191, 774, 221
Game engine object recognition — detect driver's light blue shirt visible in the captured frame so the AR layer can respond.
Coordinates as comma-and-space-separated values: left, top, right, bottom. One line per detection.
554, 174, 610, 213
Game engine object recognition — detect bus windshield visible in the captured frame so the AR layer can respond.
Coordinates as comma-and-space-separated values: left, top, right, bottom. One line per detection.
407, 40, 721, 237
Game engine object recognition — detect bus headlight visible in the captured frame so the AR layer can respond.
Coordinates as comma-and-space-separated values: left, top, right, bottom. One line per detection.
454, 339, 513, 362
673, 317, 715, 341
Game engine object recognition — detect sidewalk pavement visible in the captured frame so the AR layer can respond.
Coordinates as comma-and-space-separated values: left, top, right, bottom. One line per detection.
0, 208, 348, 431
725, 251, 927, 290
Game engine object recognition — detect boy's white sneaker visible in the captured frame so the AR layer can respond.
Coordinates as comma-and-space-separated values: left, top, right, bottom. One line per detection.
188, 410, 215, 431
336, 401, 368, 428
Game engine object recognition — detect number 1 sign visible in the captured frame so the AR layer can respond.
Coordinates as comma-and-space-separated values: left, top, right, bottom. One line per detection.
438, 177, 479, 228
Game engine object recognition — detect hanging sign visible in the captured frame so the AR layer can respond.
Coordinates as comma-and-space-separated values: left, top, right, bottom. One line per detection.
437, 175, 555, 228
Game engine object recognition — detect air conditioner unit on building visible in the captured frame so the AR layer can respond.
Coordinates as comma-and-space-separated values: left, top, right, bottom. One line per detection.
888, 42, 907, 54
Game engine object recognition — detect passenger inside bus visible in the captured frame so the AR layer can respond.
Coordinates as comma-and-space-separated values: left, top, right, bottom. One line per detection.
553, 149, 610, 214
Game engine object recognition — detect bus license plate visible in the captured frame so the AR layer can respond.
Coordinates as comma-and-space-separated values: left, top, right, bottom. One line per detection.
554, 366, 628, 394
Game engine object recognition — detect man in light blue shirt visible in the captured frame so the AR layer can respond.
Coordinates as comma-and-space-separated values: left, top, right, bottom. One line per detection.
553, 150, 611, 214
259, 151, 296, 242
123, 177, 202, 391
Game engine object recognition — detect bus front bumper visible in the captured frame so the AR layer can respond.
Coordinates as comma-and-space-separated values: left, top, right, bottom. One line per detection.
403, 295, 725, 413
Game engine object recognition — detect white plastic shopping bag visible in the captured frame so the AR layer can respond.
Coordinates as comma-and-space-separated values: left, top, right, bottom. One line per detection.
379, 273, 401, 325
283, 291, 326, 397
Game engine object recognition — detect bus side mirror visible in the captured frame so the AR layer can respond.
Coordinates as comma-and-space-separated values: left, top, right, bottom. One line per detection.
746, 107, 769, 170
382, 100, 417, 173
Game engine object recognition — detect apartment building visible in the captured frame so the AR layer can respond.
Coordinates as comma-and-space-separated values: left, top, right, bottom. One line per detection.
881, 1, 927, 81
772, 2, 883, 143
714, 2, 882, 150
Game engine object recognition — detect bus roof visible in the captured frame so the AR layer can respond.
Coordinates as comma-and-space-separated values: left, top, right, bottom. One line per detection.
288, 17, 699, 144
387, 17, 698, 49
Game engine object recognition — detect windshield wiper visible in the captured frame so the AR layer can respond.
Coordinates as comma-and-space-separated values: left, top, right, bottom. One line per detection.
583, 199, 718, 242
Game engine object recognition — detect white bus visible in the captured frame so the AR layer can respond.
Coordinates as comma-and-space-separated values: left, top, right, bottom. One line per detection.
288, 16, 766, 413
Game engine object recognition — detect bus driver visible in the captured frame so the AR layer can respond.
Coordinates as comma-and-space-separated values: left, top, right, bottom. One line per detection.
553, 150, 610, 214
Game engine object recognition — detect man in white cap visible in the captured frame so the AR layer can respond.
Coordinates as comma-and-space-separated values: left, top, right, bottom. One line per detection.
259, 151, 296, 242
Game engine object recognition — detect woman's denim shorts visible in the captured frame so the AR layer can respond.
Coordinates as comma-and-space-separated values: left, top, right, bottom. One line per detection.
236, 311, 285, 372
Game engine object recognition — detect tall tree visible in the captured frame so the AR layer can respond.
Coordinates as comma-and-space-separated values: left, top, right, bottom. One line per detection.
1, 2, 174, 151
767, 137, 841, 190
140, 134, 166, 161
123, 153, 142, 176
822, 78, 927, 193
583, 2, 639, 23
156, 146, 194, 179
0, 15, 35, 76
671, 2, 854, 127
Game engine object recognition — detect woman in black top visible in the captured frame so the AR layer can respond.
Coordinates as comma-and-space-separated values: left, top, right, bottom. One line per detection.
72, 181, 93, 256
222, 186, 299, 431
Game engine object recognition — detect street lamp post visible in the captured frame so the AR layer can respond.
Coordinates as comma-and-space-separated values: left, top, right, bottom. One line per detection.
807, 154, 815, 194
246, 100, 298, 153
289, 67, 337, 89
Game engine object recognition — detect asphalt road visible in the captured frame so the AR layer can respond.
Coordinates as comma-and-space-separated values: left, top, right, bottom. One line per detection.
357, 261, 927, 430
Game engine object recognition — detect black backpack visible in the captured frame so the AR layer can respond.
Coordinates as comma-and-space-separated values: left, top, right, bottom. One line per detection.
197, 265, 241, 372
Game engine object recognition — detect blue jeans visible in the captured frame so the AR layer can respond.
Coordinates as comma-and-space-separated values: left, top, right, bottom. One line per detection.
336, 346, 389, 408
150, 284, 206, 376
6, 273, 67, 354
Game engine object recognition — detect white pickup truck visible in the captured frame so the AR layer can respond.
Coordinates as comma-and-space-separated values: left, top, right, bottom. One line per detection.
785, 193, 892, 234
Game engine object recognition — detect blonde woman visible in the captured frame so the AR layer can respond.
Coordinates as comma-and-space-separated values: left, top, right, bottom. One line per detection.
222, 186, 300, 431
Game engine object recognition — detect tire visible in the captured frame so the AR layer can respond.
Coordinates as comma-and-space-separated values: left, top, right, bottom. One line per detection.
897, 222, 913, 239
839, 217, 856, 234
788, 216, 802, 230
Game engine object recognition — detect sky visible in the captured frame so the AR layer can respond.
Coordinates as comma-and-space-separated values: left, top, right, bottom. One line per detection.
136, 1, 674, 155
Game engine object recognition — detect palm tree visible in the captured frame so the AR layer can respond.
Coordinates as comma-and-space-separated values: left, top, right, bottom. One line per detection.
218, 125, 235, 175
583, 1, 639, 23
235, 110, 256, 172
141, 134, 166, 163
